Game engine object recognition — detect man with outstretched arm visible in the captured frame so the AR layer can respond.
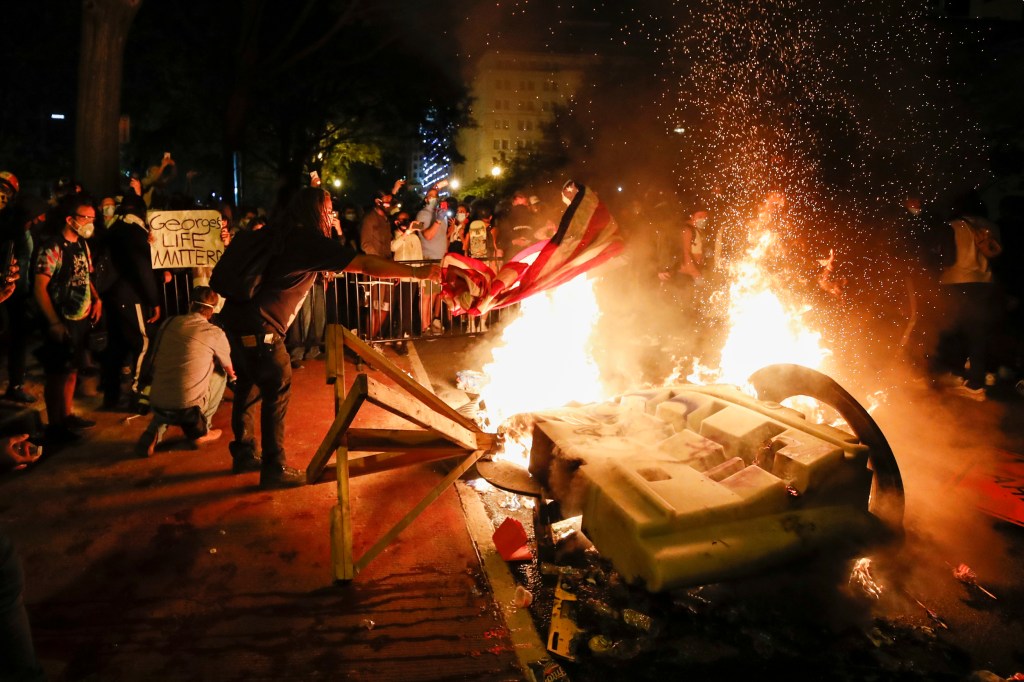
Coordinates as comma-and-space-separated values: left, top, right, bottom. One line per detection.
217, 187, 440, 489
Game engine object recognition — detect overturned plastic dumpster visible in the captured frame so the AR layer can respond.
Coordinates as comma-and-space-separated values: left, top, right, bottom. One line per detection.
522, 364, 904, 592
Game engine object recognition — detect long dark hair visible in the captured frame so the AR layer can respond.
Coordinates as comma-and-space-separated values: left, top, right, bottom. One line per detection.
283, 187, 331, 236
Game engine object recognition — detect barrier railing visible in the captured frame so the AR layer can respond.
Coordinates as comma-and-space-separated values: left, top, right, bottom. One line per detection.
157, 257, 517, 343
324, 258, 515, 343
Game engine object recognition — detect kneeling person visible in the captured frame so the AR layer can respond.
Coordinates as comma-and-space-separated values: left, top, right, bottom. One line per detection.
136, 286, 234, 457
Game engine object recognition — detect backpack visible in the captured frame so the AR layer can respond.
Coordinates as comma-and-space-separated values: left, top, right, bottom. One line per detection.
209, 228, 278, 302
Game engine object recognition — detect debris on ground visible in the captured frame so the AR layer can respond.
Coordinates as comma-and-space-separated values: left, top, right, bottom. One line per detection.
953, 563, 997, 600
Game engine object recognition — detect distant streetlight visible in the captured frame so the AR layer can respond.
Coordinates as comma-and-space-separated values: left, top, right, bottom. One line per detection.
491, 166, 502, 177
673, 126, 686, 134
450, 178, 461, 190
51, 113, 66, 120
333, 179, 342, 188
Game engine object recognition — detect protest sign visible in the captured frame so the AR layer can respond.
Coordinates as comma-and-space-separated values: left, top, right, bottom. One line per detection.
148, 210, 224, 269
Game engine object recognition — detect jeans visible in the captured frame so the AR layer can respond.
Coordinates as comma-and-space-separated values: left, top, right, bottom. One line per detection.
141, 371, 227, 443
227, 333, 291, 470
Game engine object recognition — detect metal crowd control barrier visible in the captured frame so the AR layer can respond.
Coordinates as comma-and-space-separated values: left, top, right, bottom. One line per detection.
158, 257, 518, 343
325, 258, 516, 343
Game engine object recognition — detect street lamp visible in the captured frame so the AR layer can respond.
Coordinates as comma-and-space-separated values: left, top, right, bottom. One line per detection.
450, 178, 461, 190
333, 179, 342, 188
491, 166, 502, 177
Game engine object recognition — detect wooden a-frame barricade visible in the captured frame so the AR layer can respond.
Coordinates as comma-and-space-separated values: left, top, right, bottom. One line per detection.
307, 324, 497, 582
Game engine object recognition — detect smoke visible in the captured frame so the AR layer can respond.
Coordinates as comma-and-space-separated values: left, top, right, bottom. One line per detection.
452, 0, 1012, 561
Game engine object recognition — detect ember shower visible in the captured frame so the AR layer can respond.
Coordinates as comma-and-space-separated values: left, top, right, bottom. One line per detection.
650, 0, 987, 370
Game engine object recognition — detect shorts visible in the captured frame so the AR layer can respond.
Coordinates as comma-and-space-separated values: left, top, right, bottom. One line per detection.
35, 317, 91, 374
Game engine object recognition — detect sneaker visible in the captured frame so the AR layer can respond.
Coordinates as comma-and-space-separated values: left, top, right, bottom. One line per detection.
193, 428, 222, 446
259, 465, 306, 489
947, 384, 986, 402
135, 430, 158, 458
3, 386, 37, 404
430, 318, 443, 334
64, 414, 97, 430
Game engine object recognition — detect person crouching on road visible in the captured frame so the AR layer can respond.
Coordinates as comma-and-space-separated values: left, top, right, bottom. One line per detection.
135, 286, 234, 457
218, 187, 441, 489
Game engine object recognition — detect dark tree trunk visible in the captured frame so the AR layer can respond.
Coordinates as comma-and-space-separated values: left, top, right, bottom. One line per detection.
76, 0, 142, 197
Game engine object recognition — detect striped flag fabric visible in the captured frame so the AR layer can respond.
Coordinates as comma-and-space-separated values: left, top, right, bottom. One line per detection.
441, 184, 624, 316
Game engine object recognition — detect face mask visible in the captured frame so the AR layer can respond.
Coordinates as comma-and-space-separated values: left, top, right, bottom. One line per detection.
456, 212, 468, 223
344, 212, 357, 222
426, 197, 438, 208
75, 221, 95, 239
102, 205, 116, 218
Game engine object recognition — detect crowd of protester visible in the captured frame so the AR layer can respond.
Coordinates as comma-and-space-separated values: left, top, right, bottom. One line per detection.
0, 157, 561, 470
1, 149, 1023, 676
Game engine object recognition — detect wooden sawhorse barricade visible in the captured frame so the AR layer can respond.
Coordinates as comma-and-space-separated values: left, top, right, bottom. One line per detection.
307, 324, 498, 582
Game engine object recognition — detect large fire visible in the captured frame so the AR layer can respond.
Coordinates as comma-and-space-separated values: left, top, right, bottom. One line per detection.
474, 200, 835, 464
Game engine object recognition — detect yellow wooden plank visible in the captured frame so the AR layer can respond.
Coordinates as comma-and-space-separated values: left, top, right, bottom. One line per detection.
306, 374, 367, 483
330, 444, 354, 582
340, 326, 481, 432
324, 324, 339, 384
364, 376, 479, 451
353, 449, 486, 575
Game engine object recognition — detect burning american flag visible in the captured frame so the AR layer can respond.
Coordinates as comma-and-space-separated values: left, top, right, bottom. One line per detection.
441, 183, 624, 317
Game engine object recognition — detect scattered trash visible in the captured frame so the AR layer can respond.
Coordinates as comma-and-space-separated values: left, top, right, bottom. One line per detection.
526, 657, 570, 682
539, 563, 587, 580
583, 597, 619, 620
465, 477, 495, 493
514, 585, 534, 608
122, 414, 141, 423
550, 516, 582, 544
209, 548, 217, 555
456, 369, 489, 394
953, 563, 997, 600
360, 619, 375, 630
547, 574, 584, 661
493, 517, 532, 561
622, 608, 656, 634
500, 492, 523, 511
911, 596, 948, 630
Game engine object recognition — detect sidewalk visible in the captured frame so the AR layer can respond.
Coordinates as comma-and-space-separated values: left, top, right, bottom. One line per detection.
1, 347, 527, 681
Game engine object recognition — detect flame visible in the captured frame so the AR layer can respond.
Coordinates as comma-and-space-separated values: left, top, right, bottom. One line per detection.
849, 556, 884, 599
478, 275, 608, 464
689, 227, 830, 389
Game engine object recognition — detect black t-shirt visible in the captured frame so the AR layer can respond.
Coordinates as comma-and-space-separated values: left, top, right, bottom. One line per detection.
223, 227, 356, 335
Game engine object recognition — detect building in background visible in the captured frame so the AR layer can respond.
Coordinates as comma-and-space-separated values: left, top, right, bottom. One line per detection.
411, 107, 455, 190
455, 51, 599, 183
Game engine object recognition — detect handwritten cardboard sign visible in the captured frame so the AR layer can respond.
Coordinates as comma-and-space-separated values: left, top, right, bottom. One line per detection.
148, 210, 224, 269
